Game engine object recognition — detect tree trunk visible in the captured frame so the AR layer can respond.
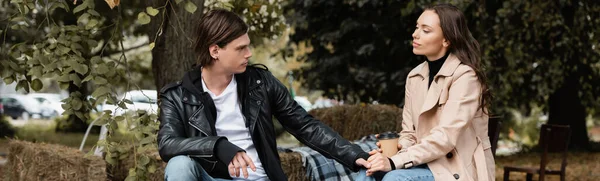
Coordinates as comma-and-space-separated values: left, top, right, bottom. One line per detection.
146, 0, 205, 95
547, 75, 591, 150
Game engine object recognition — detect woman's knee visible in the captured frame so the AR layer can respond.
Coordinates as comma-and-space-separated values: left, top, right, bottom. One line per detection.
381, 168, 434, 181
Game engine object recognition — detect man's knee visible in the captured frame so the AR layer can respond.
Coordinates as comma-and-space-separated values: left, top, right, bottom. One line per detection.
166, 155, 196, 171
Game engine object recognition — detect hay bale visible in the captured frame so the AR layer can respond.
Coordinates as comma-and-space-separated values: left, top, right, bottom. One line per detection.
309, 104, 403, 140
5, 140, 106, 181
279, 151, 308, 181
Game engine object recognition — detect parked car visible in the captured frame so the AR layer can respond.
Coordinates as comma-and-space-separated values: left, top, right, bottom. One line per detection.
102, 90, 158, 116
0, 94, 44, 120
27, 93, 65, 118
0, 102, 4, 116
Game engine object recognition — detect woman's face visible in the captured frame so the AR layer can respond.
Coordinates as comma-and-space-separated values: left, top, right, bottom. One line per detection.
412, 10, 449, 60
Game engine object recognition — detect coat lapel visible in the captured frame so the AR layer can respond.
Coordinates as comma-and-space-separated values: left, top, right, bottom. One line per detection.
418, 54, 462, 115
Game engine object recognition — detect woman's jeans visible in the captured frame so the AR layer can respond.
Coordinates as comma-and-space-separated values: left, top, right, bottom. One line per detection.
355, 164, 434, 181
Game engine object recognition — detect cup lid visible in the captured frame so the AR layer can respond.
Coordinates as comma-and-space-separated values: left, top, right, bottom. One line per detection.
378, 131, 399, 139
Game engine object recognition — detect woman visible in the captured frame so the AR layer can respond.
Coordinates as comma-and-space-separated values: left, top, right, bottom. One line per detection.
357, 3, 494, 181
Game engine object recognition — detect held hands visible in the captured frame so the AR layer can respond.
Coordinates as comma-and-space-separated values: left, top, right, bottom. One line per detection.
228, 152, 256, 179
365, 150, 393, 176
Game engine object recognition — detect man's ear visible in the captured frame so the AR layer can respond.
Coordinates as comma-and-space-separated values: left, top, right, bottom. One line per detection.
209, 44, 219, 59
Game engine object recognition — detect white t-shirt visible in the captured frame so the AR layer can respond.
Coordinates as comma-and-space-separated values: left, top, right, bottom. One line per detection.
202, 77, 268, 180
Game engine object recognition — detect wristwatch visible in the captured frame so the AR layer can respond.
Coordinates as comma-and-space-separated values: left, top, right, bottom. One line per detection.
403, 161, 414, 169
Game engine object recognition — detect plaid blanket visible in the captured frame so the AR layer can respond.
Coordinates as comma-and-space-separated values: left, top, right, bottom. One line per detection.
289, 135, 379, 181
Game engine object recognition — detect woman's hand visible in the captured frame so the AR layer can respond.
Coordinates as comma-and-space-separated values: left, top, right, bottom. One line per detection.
365, 151, 392, 176
374, 134, 403, 154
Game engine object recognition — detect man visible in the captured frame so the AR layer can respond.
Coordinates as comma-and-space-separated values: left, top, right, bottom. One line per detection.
158, 9, 370, 181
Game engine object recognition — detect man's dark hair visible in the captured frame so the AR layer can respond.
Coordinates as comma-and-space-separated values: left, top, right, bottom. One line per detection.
194, 9, 249, 67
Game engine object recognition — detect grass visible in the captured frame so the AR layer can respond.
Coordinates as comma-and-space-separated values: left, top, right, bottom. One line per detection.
495, 151, 600, 181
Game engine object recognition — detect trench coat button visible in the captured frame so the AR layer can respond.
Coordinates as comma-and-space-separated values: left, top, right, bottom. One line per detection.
257, 100, 261, 104
446, 152, 453, 158
256, 80, 261, 84
183, 97, 188, 102
453, 174, 460, 179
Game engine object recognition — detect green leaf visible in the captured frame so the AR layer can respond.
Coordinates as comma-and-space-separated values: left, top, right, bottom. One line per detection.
149, 42, 155, 50
91, 56, 102, 63
77, 13, 90, 23
58, 46, 71, 55
59, 82, 70, 89
146, 7, 159, 16
73, 64, 88, 75
105, 154, 117, 166
137, 12, 151, 25
140, 136, 155, 145
73, 3, 87, 13
70, 73, 82, 87
93, 76, 108, 85
16, 80, 30, 93
94, 117, 109, 125
92, 86, 110, 98
86, 19, 98, 29
123, 99, 133, 104
96, 64, 109, 74
185, 1, 197, 13
31, 79, 43, 91
58, 73, 70, 82
87, 9, 100, 17
124, 175, 137, 181
72, 98, 83, 110
87, 40, 98, 48
115, 116, 125, 122
82, 75, 94, 82
148, 163, 157, 173
75, 111, 86, 120
175, 0, 184, 4
139, 155, 150, 165
27, 66, 43, 78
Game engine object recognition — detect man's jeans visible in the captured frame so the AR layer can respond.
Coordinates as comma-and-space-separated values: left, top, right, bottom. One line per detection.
164, 155, 230, 181
355, 165, 434, 181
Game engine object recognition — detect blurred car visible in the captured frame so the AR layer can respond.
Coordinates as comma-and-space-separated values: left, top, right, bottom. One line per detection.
27, 93, 65, 118
0, 102, 4, 115
0, 94, 44, 120
102, 90, 158, 116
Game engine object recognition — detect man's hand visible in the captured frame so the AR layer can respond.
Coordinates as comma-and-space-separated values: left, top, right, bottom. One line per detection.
355, 158, 370, 169
365, 152, 392, 176
228, 152, 256, 178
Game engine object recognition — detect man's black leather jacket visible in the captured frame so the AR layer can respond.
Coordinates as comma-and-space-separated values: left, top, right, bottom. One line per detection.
158, 65, 368, 180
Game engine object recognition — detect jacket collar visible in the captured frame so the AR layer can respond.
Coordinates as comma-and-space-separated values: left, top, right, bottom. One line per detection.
181, 66, 251, 105
408, 53, 462, 79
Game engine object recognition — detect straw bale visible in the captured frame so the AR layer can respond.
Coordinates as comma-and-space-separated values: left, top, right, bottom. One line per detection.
5, 140, 106, 181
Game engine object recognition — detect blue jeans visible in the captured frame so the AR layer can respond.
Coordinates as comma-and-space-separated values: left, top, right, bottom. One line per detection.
164, 155, 230, 181
355, 165, 434, 181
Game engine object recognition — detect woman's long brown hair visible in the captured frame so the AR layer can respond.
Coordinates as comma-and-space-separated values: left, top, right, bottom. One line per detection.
426, 4, 491, 114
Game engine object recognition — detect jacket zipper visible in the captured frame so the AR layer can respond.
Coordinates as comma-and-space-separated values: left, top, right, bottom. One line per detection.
188, 121, 209, 137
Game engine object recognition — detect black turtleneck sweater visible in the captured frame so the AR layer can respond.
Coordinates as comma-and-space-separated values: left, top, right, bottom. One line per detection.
427, 52, 449, 88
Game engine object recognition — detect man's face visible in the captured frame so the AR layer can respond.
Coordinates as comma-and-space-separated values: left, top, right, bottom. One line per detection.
213, 33, 252, 74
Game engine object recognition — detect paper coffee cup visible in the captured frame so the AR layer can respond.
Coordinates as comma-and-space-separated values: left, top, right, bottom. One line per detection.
378, 131, 400, 157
